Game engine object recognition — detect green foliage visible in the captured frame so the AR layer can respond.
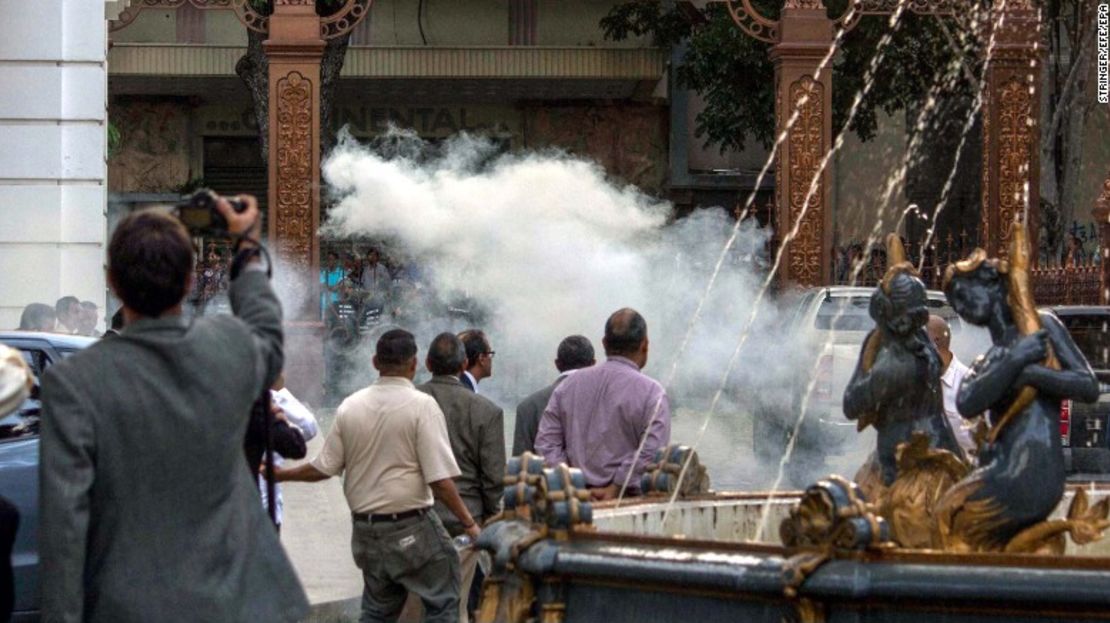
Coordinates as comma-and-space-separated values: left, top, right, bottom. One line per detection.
106, 121, 122, 158
601, 1, 978, 153
247, 0, 345, 16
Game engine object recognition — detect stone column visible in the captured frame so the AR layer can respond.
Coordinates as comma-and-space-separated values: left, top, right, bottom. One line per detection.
264, 1, 326, 404
0, 2, 112, 329
980, 0, 1043, 260
769, 2, 834, 286
265, 0, 324, 317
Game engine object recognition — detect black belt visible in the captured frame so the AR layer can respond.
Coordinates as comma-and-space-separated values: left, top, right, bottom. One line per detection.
352, 507, 428, 523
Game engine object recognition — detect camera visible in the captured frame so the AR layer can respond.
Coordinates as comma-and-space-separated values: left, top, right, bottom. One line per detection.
175, 189, 246, 235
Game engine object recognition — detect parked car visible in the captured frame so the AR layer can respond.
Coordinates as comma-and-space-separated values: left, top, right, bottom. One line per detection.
750, 286, 989, 486
0, 331, 96, 622
1044, 306, 1110, 476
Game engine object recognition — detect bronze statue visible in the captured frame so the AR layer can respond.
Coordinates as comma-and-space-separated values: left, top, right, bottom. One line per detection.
935, 222, 1105, 552
843, 234, 963, 489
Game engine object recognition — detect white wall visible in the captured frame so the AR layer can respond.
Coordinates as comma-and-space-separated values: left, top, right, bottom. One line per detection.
0, 1, 112, 330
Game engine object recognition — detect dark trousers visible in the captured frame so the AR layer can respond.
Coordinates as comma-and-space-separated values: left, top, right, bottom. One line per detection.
351, 512, 460, 623
0, 496, 19, 623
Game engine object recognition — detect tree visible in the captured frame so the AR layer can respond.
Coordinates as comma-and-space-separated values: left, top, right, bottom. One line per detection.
235, 0, 354, 165
1039, 0, 1101, 255
602, 1, 1098, 254
601, 1, 976, 153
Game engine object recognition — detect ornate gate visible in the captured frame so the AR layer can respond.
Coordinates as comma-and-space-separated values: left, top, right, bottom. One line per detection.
727, 0, 1043, 286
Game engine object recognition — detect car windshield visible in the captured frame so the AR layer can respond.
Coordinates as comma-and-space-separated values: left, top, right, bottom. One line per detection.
814, 295, 957, 331
1056, 314, 1110, 370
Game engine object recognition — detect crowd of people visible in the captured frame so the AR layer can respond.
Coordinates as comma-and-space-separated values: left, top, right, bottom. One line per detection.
27, 194, 674, 623
16, 297, 110, 337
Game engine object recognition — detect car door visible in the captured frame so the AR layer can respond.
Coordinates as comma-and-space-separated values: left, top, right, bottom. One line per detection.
0, 339, 55, 619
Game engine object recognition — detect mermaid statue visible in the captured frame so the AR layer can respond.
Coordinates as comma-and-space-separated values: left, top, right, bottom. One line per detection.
843, 234, 963, 490
935, 222, 1102, 552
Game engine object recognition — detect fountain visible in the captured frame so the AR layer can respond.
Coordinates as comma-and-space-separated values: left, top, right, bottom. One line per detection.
474, 225, 1110, 623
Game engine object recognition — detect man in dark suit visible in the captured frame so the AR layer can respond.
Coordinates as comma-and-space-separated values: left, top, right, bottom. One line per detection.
39, 197, 308, 622
457, 329, 494, 393
513, 335, 595, 456
419, 332, 505, 621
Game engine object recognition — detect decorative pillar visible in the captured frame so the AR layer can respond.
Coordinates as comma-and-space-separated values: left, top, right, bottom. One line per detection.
265, 0, 324, 316
981, 0, 1043, 260
1095, 171, 1110, 305
769, 2, 834, 286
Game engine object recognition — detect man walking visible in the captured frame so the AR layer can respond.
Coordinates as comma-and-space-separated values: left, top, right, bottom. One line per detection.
457, 329, 494, 393
536, 308, 671, 500
39, 196, 308, 622
276, 329, 480, 623
513, 335, 595, 456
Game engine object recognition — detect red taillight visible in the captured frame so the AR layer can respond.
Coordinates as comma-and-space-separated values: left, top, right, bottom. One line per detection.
815, 355, 833, 401
1061, 399, 1071, 446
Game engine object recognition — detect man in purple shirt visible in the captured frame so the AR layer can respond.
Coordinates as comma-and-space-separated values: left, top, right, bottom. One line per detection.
535, 308, 671, 500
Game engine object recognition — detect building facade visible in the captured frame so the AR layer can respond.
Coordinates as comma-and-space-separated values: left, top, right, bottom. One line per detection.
0, 2, 126, 330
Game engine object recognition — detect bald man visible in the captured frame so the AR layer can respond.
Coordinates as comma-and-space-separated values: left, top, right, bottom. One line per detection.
535, 308, 671, 500
926, 314, 979, 457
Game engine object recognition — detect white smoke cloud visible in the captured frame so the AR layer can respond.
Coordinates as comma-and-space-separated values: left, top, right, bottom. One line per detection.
319, 129, 808, 488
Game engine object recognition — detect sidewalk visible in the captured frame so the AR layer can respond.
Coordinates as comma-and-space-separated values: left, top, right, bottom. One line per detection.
278, 422, 363, 621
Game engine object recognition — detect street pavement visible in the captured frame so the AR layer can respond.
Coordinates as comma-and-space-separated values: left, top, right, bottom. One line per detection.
279, 411, 363, 613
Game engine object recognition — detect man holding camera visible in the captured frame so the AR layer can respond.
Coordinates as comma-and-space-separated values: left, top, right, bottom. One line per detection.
39, 195, 308, 622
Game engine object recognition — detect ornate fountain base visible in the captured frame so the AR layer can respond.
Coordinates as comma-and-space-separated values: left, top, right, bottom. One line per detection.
479, 483, 1110, 623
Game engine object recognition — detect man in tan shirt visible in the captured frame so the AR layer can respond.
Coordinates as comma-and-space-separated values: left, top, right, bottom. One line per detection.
277, 329, 480, 623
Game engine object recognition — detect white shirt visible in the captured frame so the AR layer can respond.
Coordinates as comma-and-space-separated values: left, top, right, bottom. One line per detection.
941, 355, 979, 455
463, 370, 479, 394
312, 376, 460, 514
259, 388, 319, 524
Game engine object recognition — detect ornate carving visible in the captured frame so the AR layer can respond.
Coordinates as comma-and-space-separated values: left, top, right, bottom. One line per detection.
110, 0, 269, 33
725, 0, 778, 44
274, 71, 314, 272
786, 0, 825, 8
780, 475, 890, 550
320, 0, 373, 39
786, 76, 825, 285
996, 77, 1034, 256
640, 445, 710, 497
981, 87, 992, 250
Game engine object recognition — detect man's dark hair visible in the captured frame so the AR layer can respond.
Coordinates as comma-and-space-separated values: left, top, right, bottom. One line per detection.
108, 210, 194, 318
458, 329, 489, 370
55, 296, 79, 318
110, 308, 125, 331
427, 332, 467, 376
376, 329, 417, 366
556, 335, 595, 372
18, 303, 55, 331
603, 308, 647, 356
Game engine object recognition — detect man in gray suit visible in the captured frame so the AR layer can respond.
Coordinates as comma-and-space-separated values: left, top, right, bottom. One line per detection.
418, 333, 505, 534
512, 335, 595, 456
418, 333, 505, 621
39, 197, 308, 622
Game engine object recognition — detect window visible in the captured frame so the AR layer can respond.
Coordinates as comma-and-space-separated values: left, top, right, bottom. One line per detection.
814, 296, 955, 332
1058, 314, 1110, 371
